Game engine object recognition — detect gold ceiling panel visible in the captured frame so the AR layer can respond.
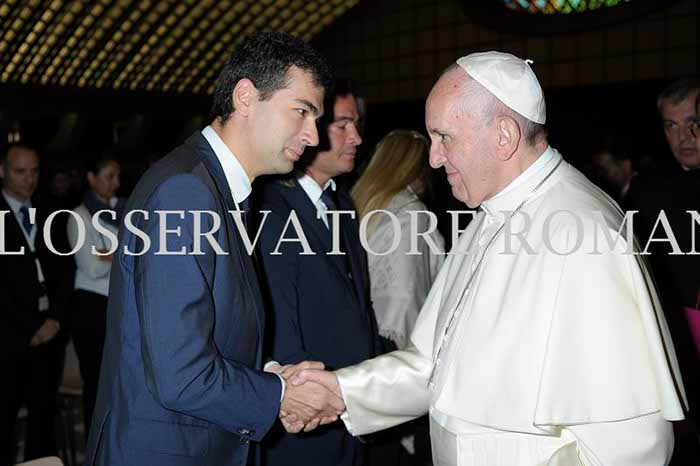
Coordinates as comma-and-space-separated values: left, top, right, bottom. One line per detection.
0, 0, 359, 95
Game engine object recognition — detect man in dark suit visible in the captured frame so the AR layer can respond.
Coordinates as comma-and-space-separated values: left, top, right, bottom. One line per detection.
258, 81, 384, 466
1, 144, 66, 465
84, 32, 344, 466
627, 79, 700, 465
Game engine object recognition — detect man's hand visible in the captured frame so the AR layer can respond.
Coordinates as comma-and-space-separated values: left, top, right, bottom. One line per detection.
30, 318, 60, 347
280, 373, 345, 434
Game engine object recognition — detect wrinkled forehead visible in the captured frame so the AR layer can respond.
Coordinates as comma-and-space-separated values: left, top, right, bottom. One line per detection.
427, 71, 464, 118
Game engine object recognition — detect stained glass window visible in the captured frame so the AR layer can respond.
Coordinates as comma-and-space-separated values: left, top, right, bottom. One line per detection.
502, 0, 632, 14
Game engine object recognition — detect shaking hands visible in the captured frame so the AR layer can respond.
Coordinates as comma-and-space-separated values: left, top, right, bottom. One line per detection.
266, 361, 344, 434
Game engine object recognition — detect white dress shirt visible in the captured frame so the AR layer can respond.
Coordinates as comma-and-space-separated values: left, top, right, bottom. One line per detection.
297, 173, 336, 229
67, 202, 120, 297
201, 125, 285, 400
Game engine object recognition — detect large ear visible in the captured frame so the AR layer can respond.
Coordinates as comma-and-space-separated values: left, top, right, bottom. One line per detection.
232, 78, 258, 117
494, 115, 521, 161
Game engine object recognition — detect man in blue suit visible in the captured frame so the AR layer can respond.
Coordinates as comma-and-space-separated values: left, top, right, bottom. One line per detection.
257, 80, 385, 466
84, 32, 345, 466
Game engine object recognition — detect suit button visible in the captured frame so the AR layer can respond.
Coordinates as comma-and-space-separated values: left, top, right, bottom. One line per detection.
240, 437, 249, 444
238, 428, 251, 435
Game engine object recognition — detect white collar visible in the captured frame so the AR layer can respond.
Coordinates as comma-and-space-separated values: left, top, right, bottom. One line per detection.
2, 189, 31, 214
201, 125, 251, 205
489, 145, 555, 200
297, 173, 336, 205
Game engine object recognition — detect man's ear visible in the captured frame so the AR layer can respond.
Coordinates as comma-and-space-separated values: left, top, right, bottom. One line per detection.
232, 78, 258, 117
494, 116, 520, 161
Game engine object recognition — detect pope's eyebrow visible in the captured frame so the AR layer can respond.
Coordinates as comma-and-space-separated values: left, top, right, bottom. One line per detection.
295, 99, 319, 116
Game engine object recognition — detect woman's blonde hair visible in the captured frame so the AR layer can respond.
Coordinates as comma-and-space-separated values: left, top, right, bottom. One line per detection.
351, 129, 432, 226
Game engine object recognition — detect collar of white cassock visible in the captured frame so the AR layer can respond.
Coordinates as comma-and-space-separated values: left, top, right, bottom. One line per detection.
481, 145, 562, 217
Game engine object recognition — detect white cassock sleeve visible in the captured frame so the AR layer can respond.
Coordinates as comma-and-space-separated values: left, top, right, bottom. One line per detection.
336, 255, 451, 436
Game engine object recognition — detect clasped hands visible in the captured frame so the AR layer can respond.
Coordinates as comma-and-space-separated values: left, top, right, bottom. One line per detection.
266, 361, 343, 434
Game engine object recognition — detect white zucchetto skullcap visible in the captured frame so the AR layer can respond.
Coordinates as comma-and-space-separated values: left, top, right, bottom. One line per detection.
456, 51, 546, 124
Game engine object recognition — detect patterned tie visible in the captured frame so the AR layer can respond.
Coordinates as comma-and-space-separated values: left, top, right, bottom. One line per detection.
19, 205, 33, 235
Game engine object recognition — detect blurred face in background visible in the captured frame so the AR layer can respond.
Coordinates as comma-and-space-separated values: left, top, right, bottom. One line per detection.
0, 147, 39, 203
591, 151, 634, 192
88, 160, 121, 203
660, 92, 700, 169
308, 94, 362, 183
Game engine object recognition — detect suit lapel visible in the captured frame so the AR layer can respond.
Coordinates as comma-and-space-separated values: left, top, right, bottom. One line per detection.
186, 133, 266, 338
288, 182, 356, 283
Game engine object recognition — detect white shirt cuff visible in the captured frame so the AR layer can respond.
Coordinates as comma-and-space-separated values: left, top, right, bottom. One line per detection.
264, 361, 285, 402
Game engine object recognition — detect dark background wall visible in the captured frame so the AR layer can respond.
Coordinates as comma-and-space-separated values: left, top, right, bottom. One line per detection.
314, 0, 699, 170
0, 0, 697, 206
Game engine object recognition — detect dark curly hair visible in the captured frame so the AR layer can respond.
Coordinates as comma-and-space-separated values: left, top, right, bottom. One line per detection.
210, 31, 333, 124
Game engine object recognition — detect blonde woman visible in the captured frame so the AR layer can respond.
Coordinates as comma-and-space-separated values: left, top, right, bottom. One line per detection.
352, 130, 445, 350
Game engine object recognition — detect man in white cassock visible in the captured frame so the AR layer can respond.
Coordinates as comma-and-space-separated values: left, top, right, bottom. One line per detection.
288, 51, 689, 466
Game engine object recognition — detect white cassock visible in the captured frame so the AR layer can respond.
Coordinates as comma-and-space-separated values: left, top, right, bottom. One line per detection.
336, 147, 687, 466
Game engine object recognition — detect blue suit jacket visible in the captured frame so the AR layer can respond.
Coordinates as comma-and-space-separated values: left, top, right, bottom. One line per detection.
84, 133, 282, 466
256, 179, 383, 466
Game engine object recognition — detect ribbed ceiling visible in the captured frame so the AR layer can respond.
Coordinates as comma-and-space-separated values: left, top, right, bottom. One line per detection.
0, 0, 359, 95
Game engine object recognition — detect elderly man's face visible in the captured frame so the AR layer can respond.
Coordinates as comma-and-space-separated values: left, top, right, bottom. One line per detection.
426, 72, 495, 207
660, 92, 699, 169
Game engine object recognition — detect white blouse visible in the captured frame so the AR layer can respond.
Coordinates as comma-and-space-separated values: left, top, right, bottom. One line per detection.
67, 203, 119, 297
366, 187, 445, 349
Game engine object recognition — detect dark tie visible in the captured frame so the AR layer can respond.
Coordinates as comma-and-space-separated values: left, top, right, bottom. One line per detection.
320, 188, 339, 221
321, 188, 355, 283
237, 196, 261, 274
237, 197, 252, 232
19, 205, 33, 235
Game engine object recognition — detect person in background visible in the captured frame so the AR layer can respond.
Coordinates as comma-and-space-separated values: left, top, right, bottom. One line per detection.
590, 137, 638, 209
258, 79, 383, 466
66, 152, 123, 438
657, 79, 700, 170
0, 143, 66, 464
351, 129, 445, 466
352, 129, 445, 350
626, 80, 700, 465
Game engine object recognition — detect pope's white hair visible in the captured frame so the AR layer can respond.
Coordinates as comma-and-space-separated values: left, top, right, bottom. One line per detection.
442, 63, 545, 146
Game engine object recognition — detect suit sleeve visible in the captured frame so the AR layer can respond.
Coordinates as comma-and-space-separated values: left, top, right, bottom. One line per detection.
133, 174, 281, 442
257, 208, 318, 364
